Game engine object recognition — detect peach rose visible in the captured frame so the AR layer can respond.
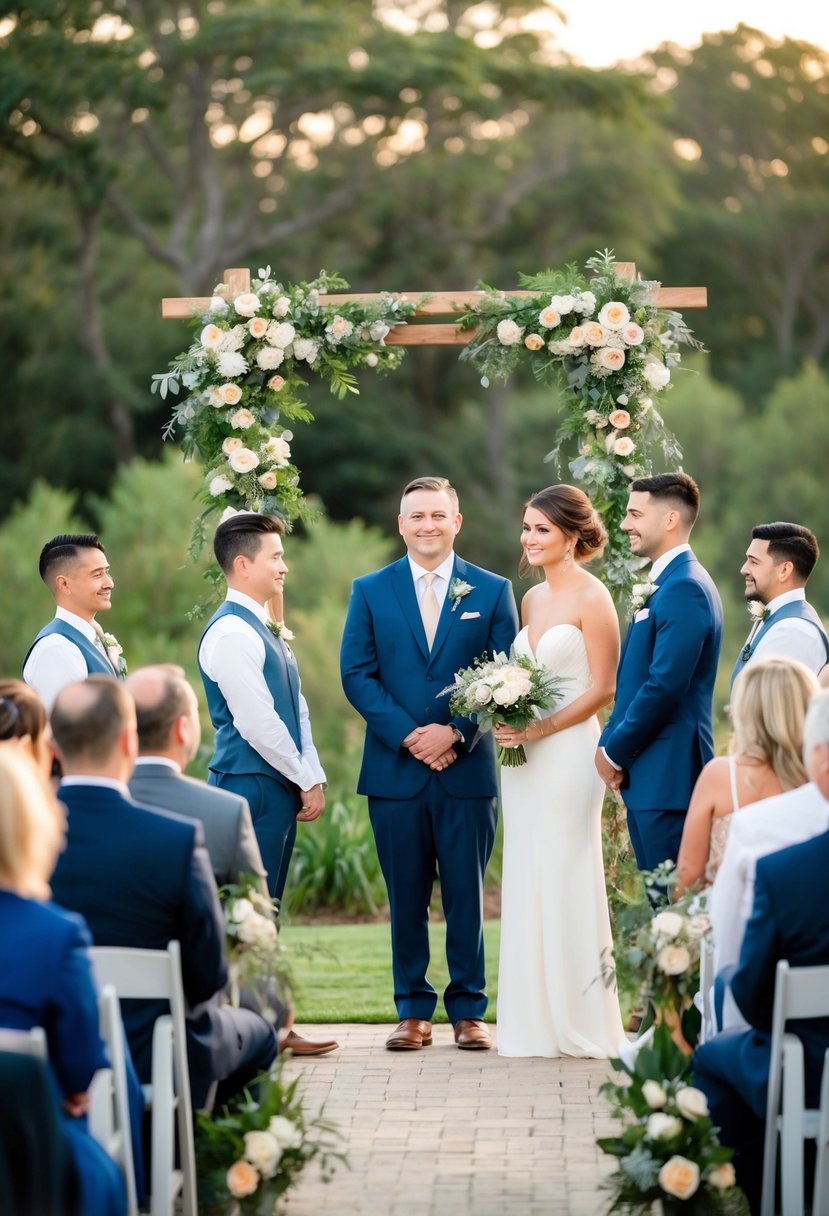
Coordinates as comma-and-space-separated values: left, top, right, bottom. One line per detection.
609, 409, 631, 429
208, 386, 225, 408
248, 316, 269, 339
567, 326, 586, 346
200, 324, 223, 350
583, 322, 607, 347
258, 471, 278, 490
222, 383, 243, 405
598, 300, 630, 330
659, 1156, 700, 1200
228, 447, 260, 474
707, 1162, 736, 1190
524, 333, 544, 351
596, 347, 625, 371
230, 408, 255, 430
538, 305, 561, 329
226, 1159, 260, 1198
622, 322, 645, 346
222, 437, 243, 455
613, 436, 635, 457
267, 375, 286, 392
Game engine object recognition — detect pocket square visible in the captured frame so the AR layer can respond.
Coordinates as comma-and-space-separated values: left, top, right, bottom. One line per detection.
633, 607, 650, 622
460, 610, 481, 619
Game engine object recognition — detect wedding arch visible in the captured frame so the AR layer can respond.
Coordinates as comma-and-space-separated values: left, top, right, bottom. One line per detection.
156, 254, 707, 619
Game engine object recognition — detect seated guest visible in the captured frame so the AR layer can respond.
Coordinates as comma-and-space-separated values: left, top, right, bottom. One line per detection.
0, 677, 55, 781
48, 676, 278, 1109
125, 664, 338, 1057
0, 747, 125, 1216
676, 657, 817, 895
710, 688, 829, 1030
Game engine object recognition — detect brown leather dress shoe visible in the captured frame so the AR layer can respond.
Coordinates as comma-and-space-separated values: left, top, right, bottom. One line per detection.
385, 1019, 433, 1050
280, 1029, 339, 1056
453, 1019, 493, 1050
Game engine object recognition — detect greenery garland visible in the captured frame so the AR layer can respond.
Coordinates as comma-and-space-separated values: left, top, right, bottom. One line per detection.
154, 252, 701, 605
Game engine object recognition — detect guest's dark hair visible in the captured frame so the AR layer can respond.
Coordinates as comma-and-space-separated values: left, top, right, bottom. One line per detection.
38, 534, 106, 584
51, 676, 131, 765
751, 522, 819, 582
631, 472, 700, 526
131, 665, 192, 752
521, 485, 606, 576
0, 680, 48, 746
213, 514, 285, 573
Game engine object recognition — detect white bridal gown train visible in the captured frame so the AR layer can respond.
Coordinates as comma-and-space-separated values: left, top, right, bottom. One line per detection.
496, 624, 625, 1057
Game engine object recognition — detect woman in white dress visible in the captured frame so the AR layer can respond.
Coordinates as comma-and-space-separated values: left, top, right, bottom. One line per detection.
493, 485, 625, 1057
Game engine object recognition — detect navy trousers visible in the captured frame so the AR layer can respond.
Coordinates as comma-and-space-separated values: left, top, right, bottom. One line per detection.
209, 771, 301, 900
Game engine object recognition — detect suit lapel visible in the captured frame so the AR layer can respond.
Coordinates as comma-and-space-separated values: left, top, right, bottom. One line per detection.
391, 557, 431, 660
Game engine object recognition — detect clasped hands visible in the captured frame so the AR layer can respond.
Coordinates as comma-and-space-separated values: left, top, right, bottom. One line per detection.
298, 782, 325, 821
403, 723, 459, 772
594, 748, 624, 793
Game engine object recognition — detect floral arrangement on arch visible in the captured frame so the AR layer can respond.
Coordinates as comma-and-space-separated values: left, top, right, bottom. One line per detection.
152, 269, 418, 556
457, 250, 703, 600
221, 878, 292, 1026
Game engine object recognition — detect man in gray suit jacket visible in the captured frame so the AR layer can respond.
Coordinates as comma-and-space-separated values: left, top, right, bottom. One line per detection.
125, 664, 338, 1057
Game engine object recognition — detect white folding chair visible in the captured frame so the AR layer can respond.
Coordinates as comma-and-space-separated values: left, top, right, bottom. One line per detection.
761, 960, 829, 1216
89, 941, 197, 1216
813, 1048, 829, 1216
88, 984, 138, 1216
0, 1026, 47, 1058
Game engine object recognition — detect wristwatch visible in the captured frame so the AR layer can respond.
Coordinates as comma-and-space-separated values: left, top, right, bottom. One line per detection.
451, 727, 464, 746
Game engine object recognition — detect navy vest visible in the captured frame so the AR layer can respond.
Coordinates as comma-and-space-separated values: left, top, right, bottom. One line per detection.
24, 619, 117, 677
731, 599, 829, 688
199, 602, 302, 784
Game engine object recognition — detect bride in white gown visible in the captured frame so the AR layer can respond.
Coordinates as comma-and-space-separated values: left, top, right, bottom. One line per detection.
494, 485, 625, 1057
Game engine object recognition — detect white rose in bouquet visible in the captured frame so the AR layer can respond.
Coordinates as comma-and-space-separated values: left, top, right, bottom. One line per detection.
645, 1113, 683, 1141
243, 1130, 282, 1180
272, 295, 292, 317
230, 408, 256, 430
267, 321, 297, 349
233, 292, 261, 317
675, 1086, 709, 1121
248, 316, 269, 339
230, 898, 254, 923
256, 346, 285, 371
598, 301, 630, 330
496, 318, 523, 345
209, 474, 233, 496
642, 1081, 668, 1109
650, 911, 684, 942
228, 448, 260, 474
657, 944, 692, 976
268, 1115, 303, 1150
263, 436, 291, 466
200, 324, 224, 350
643, 358, 671, 390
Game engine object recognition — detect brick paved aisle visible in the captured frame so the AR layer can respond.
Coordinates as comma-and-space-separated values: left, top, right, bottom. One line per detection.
282, 1024, 619, 1216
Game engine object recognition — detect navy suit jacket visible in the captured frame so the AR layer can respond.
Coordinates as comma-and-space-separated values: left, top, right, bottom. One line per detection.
341, 555, 518, 799
599, 549, 722, 812
50, 782, 229, 1087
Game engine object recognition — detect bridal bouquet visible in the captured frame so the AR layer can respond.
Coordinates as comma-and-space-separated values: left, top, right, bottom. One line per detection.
441, 651, 566, 767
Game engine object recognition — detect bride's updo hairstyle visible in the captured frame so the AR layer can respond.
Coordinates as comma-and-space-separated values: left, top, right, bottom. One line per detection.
520, 484, 607, 576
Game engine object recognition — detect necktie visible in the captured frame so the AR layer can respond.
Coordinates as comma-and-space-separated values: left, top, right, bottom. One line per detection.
420, 573, 441, 650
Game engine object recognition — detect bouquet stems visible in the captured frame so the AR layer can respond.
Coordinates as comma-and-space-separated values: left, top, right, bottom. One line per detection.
498, 743, 527, 767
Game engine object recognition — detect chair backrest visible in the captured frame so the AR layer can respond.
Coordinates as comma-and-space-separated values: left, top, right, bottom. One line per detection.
0, 1027, 47, 1060
775, 963, 829, 1025
89, 985, 138, 1216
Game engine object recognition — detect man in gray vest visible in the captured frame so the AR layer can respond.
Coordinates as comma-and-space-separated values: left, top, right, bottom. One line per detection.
24, 534, 126, 709
197, 514, 326, 903
732, 522, 829, 689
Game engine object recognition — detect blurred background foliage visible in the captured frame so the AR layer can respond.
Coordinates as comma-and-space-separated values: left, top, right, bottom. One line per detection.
1, 3, 827, 914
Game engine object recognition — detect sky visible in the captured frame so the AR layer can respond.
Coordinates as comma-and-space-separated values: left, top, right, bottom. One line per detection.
545, 1, 829, 66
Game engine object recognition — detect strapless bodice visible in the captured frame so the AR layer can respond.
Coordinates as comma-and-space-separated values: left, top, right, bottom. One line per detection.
513, 624, 593, 709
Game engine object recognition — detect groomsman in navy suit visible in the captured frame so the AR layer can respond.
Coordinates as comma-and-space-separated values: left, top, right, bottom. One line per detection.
731, 521, 828, 689
596, 473, 723, 873
24, 534, 125, 710
341, 476, 518, 1051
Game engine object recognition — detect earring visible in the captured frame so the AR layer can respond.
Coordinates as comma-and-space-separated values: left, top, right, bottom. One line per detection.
564, 549, 572, 568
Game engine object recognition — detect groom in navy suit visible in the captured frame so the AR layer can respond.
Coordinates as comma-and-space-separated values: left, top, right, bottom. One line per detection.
596, 472, 723, 873
341, 477, 518, 1051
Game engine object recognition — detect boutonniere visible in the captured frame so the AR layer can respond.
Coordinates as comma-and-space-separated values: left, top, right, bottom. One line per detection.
448, 577, 475, 612
747, 602, 770, 623
267, 620, 295, 642
630, 579, 658, 614
101, 632, 128, 677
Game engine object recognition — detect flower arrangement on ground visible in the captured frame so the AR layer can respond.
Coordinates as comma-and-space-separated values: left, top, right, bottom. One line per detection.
195, 1060, 344, 1215
152, 269, 417, 554
222, 878, 291, 1026
457, 250, 703, 598
598, 1023, 749, 1214
441, 650, 567, 767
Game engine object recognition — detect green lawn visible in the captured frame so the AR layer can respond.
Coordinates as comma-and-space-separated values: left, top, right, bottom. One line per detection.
283, 919, 502, 1023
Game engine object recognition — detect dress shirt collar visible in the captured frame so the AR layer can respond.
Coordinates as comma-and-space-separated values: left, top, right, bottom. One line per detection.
765, 588, 806, 615
55, 606, 97, 642
59, 776, 132, 797
407, 551, 455, 587
226, 588, 271, 624
134, 756, 182, 773
650, 543, 692, 583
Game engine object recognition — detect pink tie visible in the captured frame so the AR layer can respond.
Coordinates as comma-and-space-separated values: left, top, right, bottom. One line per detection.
420, 573, 440, 650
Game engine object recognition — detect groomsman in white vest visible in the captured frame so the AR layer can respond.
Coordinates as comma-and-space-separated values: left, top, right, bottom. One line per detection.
198, 514, 327, 904
24, 533, 126, 710
731, 521, 829, 689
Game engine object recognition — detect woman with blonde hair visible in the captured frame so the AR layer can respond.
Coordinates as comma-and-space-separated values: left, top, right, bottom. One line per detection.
0, 748, 126, 1215
676, 656, 819, 895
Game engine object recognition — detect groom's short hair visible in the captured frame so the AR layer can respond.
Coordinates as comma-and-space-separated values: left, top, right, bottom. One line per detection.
214, 513, 284, 573
752, 522, 818, 582
39, 534, 106, 585
400, 477, 459, 515
631, 472, 700, 526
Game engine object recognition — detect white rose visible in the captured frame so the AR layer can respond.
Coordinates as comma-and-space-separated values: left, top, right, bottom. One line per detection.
645, 1113, 683, 1141
369, 320, 390, 342
598, 300, 630, 330
622, 322, 645, 346
227, 1160, 260, 1198
675, 1086, 709, 1121
642, 1080, 668, 1109
228, 447, 260, 474
209, 474, 233, 496
223, 437, 243, 455
576, 290, 596, 314
230, 408, 255, 430
687, 913, 711, 939
219, 325, 246, 352
583, 322, 607, 347
657, 944, 692, 976
220, 383, 242, 405
248, 316, 269, 339
596, 347, 626, 371
538, 305, 561, 330
491, 684, 519, 706
200, 324, 224, 350
220, 506, 240, 523
267, 321, 297, 348
256, 346, 285, 371
272, 296, 292, 318
472, 683, 493, 706
263, 436, 291, 466
643, 358, 671, 390
243, 1130, 282, 1180
496, 318, 523, 346
613, 436, 635, 457
550, 294, 576, 315
217, 351, 248, 378
292, 337, 318, 362
365, 353, 379, 367
209, 295, 229, 316
208, 386, 225, 408
651, 910, 684, 941
659, 1156, 700, 1200
230, 897, 254, 922
267, 1115, 303, 1150
236, 910, 277, 945
707, 1162, 736, 1190
233, 292, 261, 317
